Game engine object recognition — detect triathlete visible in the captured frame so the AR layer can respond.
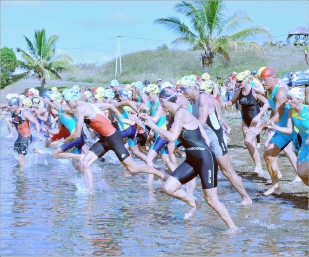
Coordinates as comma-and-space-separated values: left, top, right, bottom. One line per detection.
61, 88, 167, 193
8, 97, 42, 167
266, 87, 308, 186
143, 84, 177, 184
44, 91, 86, 162
224, 71, 269, 175
112, 89, 147, 161
246, 67, 301, 195
180, 75, 252, 205
140, 87, 238, 232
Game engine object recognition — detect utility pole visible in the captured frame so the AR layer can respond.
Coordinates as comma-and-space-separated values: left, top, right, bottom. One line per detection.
115, 35, 122, 79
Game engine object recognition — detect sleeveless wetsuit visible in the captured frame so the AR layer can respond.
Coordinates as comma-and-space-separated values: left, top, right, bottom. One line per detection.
292, 105, 309, 162
192, 93, 228, 157
171, 109, 218, 189
267, 85, 300, 152
58, 106, 85, 154
85, 103, 130, 161
149, 100, 168, 154
12, 109, 32, 155
239, 88, 260, 127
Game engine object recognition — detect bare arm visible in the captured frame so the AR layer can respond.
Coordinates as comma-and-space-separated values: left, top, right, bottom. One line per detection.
95, 102, 134, 125
255, 93, 269, 117
152, 104, 163, 123
266, 109, 293, 134
197, 120, 210, 145
22, 109, 42, 140
142, 111, 185, 143
63, 106, 85, 143
197, 94, 209, 127
114, 99, 139, 113
269, 88, 287, 124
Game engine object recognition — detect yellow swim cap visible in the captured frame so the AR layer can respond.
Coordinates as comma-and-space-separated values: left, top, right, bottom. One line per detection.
257, 67, 267, 79
145, 84, 159, 94
96, 87, 105, 94
202, 73, 211, 80
51, 87, 58, 92
236, 72, 250, 82
200, 81, 214, 92
22, 98, 32, 107
180, 76, 196, 86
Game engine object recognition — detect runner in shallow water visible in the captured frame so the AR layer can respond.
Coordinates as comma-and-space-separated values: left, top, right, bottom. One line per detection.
140, 87, 238, 232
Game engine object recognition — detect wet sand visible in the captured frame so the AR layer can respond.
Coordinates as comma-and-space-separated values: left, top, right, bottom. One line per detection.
223, 112, 308, 210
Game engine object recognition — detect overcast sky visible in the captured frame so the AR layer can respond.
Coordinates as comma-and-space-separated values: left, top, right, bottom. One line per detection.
1, 0, 308, 64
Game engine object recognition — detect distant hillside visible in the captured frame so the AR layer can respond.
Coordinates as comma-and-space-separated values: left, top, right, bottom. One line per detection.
60, 45, 308, 85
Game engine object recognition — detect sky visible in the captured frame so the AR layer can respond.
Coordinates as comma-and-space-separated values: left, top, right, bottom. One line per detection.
1, 0, 308, 65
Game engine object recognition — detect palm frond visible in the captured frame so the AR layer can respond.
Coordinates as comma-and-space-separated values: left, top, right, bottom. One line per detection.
23, 36, 37, 58
154, 17, 197, 40
11, 71, 31, 82
218, 12, 252, 36
230, 26, 272, 41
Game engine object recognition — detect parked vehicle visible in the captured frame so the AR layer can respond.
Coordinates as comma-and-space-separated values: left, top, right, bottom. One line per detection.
281, 69, 309, 87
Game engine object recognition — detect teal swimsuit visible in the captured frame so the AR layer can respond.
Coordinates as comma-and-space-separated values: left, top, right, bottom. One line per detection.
267, 86, 300, 152
58, 106, 84, 154
292, 105, 309, 162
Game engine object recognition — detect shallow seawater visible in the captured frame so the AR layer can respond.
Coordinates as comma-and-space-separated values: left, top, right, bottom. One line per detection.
1, 122, 308, 256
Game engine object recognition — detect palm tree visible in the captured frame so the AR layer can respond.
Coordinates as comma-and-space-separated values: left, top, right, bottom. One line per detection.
154, 0, 272, 71
14, 29, 74, 91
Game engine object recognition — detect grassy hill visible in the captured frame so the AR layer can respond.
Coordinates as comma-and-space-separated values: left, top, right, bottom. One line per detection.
60, 45, 309, 85
1, 45, 308, 101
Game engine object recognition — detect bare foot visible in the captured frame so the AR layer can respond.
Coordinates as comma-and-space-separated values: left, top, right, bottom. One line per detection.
262, 185, 281, 196
184, 204, 196, 220
78, 154, 85, 161
223, 226, 240, 234
290, 176, 302, 183
33, 147, 45, 155
6, 134, 14, 138
240, 198, 252, 206
161, 170, 169, 181
278, 171, 282, 179
253, 167, 263, 176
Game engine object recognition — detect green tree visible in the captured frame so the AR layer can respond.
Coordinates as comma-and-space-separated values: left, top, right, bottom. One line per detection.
154, 0, 272, 71
14, 29, 74, 91
0, 47, 18, 88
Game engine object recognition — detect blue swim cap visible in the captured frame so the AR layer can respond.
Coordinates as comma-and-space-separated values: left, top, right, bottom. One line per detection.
42, 90, 53, 99
64, 88, 81, 101
8, 97, 20, 106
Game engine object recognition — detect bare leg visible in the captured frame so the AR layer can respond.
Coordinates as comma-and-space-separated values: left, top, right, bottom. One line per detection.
297, 161, 309, 186
282, 142, 301, 182
161, 153, 176, 172
167, 142, 178, 168
17, 154, 25, 167
163, 176, 196, 219
80, 151, 99, 193
185, 177, 196, 196
122, 155, 168, 181
52, 147, 84, 160
203, 187, 238, 232
145, 149, 158, 184
217, 153, 252, 205
263, 143, 282, 196
129, 145, 146, 161
243, 122, 263, 175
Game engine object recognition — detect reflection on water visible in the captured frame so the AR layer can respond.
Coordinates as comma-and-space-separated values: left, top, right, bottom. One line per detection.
1, 123, 308, 256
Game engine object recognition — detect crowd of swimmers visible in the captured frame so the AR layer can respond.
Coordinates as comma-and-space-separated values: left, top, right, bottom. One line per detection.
1, 66, 308, 233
